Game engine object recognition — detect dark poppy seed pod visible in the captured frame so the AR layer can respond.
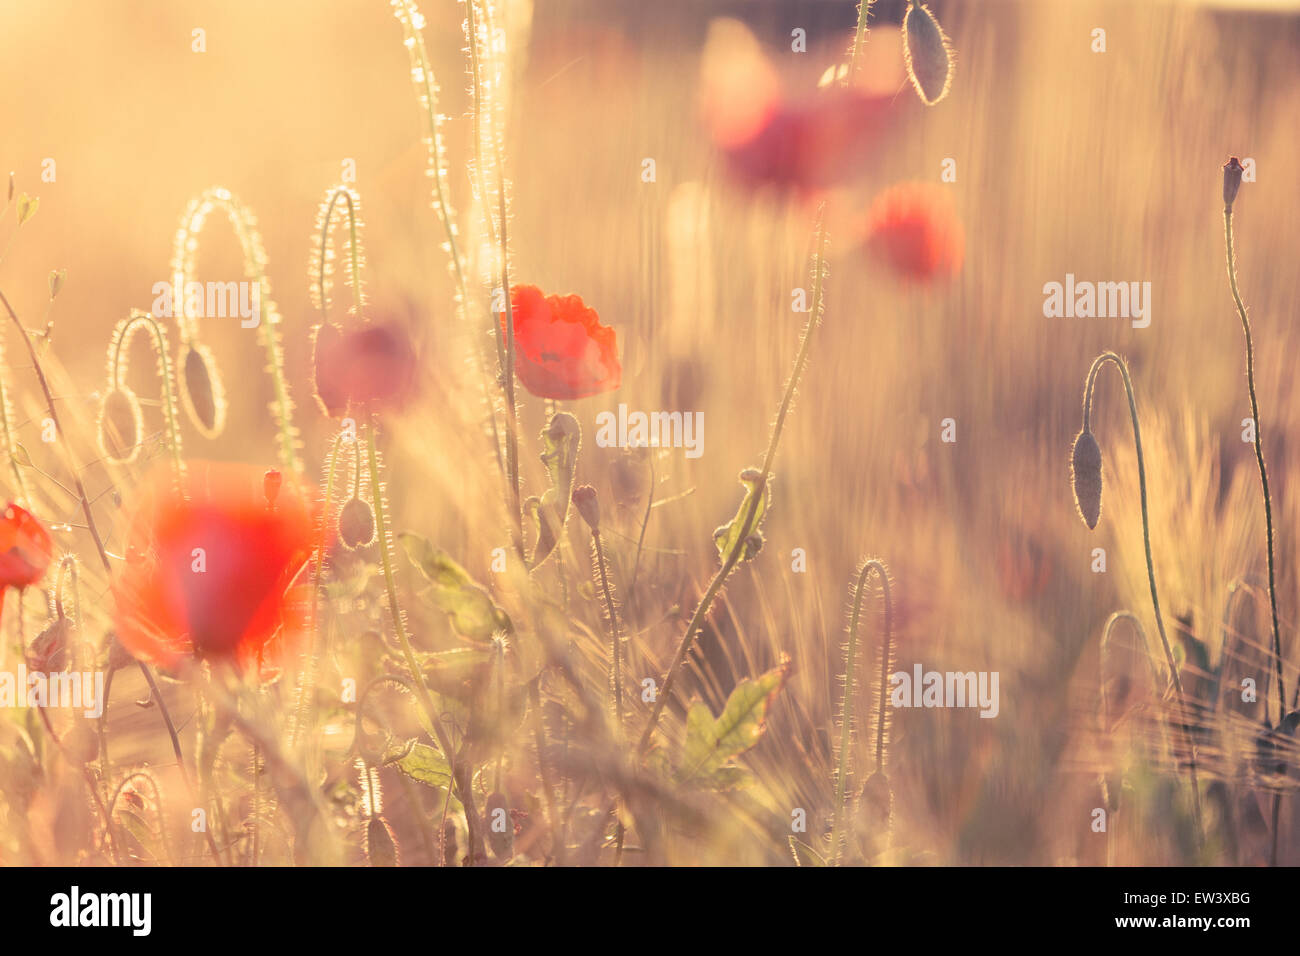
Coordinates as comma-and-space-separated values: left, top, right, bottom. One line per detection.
1071, 428, 1103, 530
180, 342, 227, 438
338, 496, 376, 550
903, 3, 953, 106
366, 816, 399, 866
572, 484, 600, 531
485, 791, 513, 860
97, 387, 143, 464
1223, 157, 1244, 209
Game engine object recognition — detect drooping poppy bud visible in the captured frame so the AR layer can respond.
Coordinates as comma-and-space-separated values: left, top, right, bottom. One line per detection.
572, 485, 600, 532
1071, 428, 1103, 530
179, 343, 226, 438
338, 496, 376, 550
902, 2, 953, 106
366, 816, 399, 867
98, 388, 144, 465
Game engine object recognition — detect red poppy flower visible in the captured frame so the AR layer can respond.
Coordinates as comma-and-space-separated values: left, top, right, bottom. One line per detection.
499, 285, 621, 400
0, 503, 53, 629
112, 463, 317, 679
312, 320, 418, 419
862, 182, 965, 282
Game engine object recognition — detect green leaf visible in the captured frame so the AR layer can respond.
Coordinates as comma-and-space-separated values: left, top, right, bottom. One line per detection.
384, 740, 451, 786
676, 657, 791, 788
528, 412, 580, 570
384, 740, 463, 813
15, 193, 38, 226
399, 532, 512, 640
713, 468, 770, 564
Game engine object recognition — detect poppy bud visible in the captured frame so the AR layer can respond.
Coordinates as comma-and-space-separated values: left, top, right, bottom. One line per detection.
1223, 157, 1244, 209
97, 388, 143, 465
339, 496, 376, 550
903, 3, 953, 106
26, 617, 69, 672
485, 791, 513, 860
180, 343, 226, 438
1071, 428, 1103, 530
572, 485, 600, 531
263, 469, 282, 509
366, 816, 399, 866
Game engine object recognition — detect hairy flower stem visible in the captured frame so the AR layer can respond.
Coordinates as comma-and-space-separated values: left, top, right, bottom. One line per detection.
111, 311, 185, 480
846, 1, 875, 81
0, 288, 224, 865
592, 529, 623, 731
1083, 352, 1202, 842
636, 206, 829, 758
831, 558, 890, 865
1223, 210, 1286, 724
364, 420, 486, 862
291, 431, 346, 752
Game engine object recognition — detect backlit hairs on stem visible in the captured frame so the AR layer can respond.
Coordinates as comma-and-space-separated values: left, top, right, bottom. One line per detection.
171, 186, 298, 471
100, 310, 185, 480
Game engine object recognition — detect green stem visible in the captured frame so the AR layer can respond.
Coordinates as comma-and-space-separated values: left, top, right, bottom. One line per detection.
831, 558, 890, 865
846, 1, 875, 82
1223, 208, 1286, 723
1083, 352, 1202, 843
636, 205, 829, 758
592, 529, 623, 731
364, 419, 486, 863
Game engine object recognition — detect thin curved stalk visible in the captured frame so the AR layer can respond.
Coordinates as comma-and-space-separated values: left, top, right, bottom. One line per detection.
1223, 208, 1285, 723
1083, 352, 1202, 842
637, 205, 829, 757
110, 311, 186, 480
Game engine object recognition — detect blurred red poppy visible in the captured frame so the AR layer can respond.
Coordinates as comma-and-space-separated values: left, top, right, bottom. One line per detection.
500, 285, 621, 400
863, 182, 965, 282
718, 88, 897, 192
0, 503, 53, 629
112, 463, 317, 679
700, 19, 902, 193
312, 320, 418, 419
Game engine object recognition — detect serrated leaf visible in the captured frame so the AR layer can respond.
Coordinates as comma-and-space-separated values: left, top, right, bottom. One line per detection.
384, 740, 451, 785
676, 657, 791, 788
528, 412, 580, 570
399, 532, 512, 640
713, 468, 770, 564
384, 740, 463, 813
